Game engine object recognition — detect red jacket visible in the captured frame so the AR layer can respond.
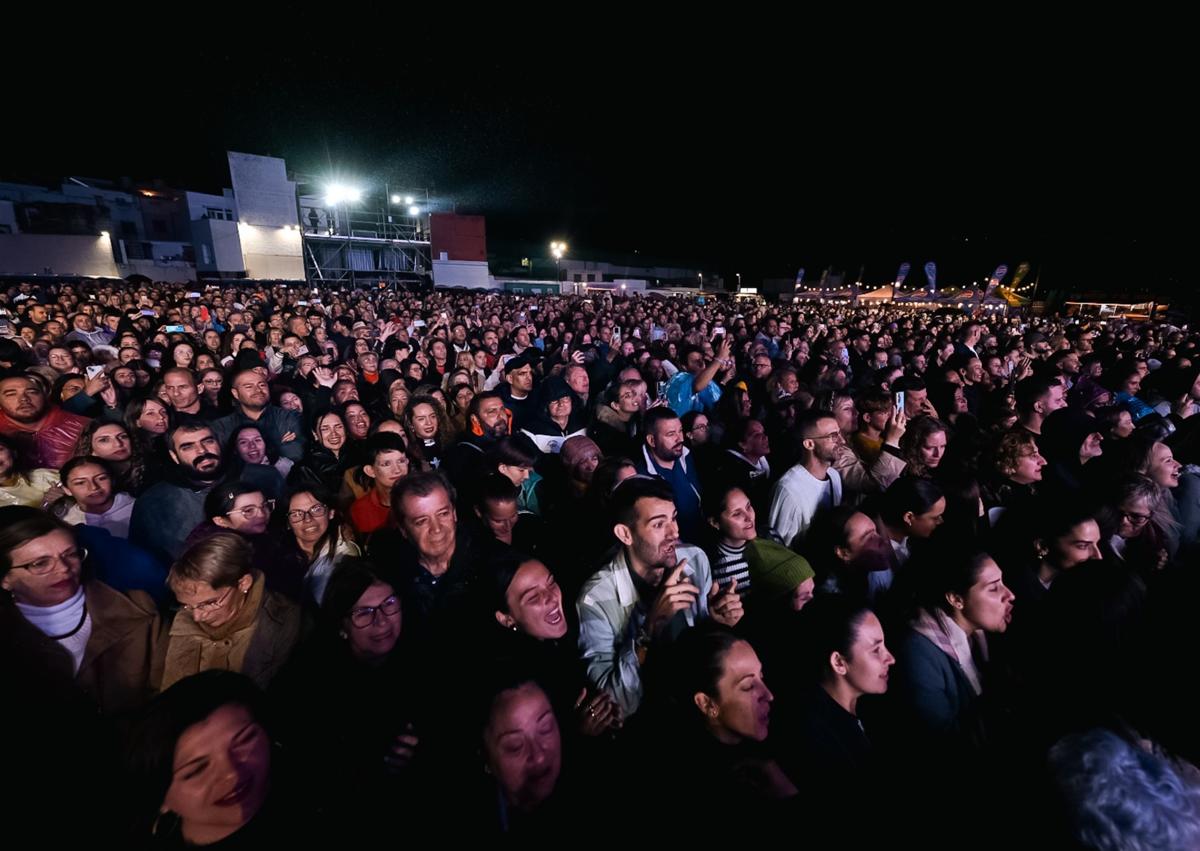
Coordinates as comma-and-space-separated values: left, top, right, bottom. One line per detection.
0, 406, 90, 469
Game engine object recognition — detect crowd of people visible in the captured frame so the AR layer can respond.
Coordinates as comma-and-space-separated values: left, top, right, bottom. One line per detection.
3, 277, 1200, 846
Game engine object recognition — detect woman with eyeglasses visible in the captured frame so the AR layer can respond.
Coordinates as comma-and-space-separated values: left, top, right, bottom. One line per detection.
182, 482, 307, 601
283, 484, 361, 607
271, 558, 425, 834
161, 532, 300, 691
1098, 473, 1173, 575
981, 428, 1047, 528
0, 505, 162, 715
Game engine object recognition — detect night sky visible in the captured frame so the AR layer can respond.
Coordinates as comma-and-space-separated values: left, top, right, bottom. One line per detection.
6, 46, 1189, 298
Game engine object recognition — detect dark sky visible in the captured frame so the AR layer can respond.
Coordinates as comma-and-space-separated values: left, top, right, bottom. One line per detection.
6, 47, 1191, 297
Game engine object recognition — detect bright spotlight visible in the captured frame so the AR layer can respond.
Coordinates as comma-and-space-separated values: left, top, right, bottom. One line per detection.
325, 184, 362, 205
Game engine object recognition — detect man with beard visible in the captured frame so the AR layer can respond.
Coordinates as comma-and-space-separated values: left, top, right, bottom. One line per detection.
769, 410, 845, 547
576, 477, 743, 717
211, 366, 306, 462
441, 391, 511, 510
0, 373, 89, 469
129, 422, 282, 563
637, 407, 704, 543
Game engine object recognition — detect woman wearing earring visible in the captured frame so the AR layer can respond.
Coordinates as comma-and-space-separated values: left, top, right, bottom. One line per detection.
160, 533, 300, 691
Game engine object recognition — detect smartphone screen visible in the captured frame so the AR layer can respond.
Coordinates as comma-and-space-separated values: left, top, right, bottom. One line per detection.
894, 391, 906, 413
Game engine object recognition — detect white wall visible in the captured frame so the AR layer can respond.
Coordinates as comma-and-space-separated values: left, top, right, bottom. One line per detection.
185, 191, 233, 222
0, 233, 118, 276
238, 223, 304, 280
433, 259, 491, 289
192, 219, 244, 273
227, 152, 299, 229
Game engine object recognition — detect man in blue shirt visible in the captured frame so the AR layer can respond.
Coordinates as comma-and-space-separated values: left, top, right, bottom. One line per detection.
637, 407, 704, 543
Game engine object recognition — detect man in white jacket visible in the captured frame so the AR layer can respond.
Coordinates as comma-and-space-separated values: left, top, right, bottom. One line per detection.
769, 409, 844, 547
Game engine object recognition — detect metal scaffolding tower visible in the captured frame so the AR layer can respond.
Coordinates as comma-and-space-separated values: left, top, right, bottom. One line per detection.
293, 175, 434, 289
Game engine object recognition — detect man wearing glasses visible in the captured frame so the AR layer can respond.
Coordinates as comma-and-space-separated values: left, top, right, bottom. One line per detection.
768, 409, 845, 547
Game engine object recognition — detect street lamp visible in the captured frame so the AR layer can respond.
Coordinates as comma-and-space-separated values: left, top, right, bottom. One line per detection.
550, 240, 568, 290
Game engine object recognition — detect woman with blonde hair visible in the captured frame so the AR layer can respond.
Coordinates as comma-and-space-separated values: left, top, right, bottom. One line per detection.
161, 533, 300, 691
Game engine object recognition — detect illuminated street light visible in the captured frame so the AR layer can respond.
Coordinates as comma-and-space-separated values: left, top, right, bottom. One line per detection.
550, 241, 568, 287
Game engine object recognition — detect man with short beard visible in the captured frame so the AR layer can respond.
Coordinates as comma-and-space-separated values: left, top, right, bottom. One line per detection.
129, 423, 281, 563
577, 477, 743, 717
0, 373, 89, 468
769, 410, 845, 547
441, 391, 511, 510
637, 407, 704, 543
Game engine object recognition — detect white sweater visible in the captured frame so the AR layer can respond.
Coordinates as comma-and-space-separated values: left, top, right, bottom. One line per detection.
768, 464, 843, 547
